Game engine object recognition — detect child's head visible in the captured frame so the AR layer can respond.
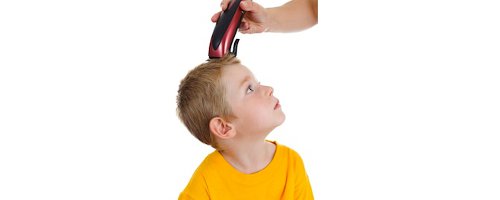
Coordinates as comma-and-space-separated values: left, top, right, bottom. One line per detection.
177, 54, 285, 149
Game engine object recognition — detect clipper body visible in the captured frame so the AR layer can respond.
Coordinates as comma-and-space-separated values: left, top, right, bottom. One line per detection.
208, 0, 245, 58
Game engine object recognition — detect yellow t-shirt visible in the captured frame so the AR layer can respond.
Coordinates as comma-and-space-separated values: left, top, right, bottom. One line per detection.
178, 141, 314, 200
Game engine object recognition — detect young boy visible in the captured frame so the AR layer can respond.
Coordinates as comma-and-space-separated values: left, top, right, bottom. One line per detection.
176, 54, 313, 199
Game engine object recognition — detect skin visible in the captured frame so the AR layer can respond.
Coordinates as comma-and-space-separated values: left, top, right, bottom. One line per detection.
209, 64, 285, 174
212, 0, 318, 33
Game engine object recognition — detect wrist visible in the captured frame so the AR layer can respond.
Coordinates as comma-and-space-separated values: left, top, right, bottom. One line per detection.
264, 8, 278, 32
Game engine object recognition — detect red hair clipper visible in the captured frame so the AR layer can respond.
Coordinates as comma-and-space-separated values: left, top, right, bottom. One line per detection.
208, 0, 246, 58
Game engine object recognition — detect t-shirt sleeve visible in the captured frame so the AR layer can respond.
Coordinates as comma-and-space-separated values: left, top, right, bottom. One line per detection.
293, 151, 314, 200
178, 168, 210, 200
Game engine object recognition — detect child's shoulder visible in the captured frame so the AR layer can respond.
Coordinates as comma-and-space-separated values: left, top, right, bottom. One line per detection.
271, 140, 303, 160
198, 150, 222, 169
188, 150, 219, 174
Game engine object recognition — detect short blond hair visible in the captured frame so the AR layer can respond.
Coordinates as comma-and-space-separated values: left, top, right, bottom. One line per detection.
176, 54, 240, 148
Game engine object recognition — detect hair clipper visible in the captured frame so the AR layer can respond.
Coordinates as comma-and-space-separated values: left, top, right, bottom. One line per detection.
208, 0, 246, 59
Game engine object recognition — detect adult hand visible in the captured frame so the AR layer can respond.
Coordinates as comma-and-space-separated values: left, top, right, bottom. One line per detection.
211, 0, 269, 34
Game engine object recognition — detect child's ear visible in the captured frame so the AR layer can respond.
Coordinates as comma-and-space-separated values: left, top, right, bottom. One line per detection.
209, 117, 235, 139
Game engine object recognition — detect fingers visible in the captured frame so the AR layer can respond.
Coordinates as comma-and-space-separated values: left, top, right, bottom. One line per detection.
239, 23, 266, 34
239, 0, 254, 12
211, 11, 222, 22
220, 0, 231, 10
239, 21, 249, 30
215, 0, 255, 23
239, 20, 255, 34
239, 27, 253, 34
221, 0, 253, 11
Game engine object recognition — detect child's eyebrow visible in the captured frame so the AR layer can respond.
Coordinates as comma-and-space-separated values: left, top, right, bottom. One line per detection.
239, 76, 252, 89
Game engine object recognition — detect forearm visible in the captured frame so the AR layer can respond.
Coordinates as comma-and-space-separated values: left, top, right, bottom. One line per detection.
265, 0, 318, 32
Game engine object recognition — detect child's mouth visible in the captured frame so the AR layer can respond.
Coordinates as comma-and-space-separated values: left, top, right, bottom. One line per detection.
274, 100, 281, 110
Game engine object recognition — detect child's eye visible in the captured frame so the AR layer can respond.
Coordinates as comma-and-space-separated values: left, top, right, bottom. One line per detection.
246, 85, 254, 94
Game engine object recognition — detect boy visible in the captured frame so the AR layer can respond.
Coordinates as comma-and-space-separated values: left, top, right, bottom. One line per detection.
176, 54, 313, 199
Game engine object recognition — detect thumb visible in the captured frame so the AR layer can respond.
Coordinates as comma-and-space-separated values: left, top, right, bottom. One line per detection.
239, 1, 254, 12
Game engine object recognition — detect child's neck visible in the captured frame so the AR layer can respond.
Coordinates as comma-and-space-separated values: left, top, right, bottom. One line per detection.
219, 140, 276, 174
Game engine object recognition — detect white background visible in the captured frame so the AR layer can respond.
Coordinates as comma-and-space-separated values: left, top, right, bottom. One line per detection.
1, 0, 499, 199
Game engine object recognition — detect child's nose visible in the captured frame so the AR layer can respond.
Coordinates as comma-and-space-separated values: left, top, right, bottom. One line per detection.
266, 86, 274, 96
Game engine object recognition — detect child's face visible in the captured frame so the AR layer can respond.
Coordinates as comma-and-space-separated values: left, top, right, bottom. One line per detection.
221, 64, 285, 136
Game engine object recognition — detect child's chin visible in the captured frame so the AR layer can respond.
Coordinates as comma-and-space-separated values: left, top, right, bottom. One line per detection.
277, 115, 286, 125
